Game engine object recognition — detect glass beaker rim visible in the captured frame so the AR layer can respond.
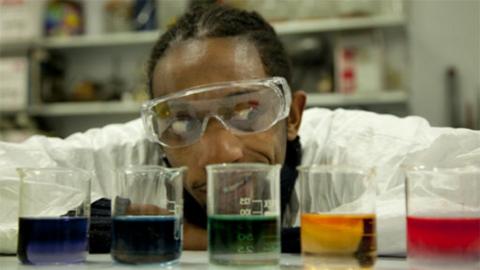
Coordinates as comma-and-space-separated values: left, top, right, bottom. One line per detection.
206, 162, 281, 172
296, 164, 373, 175
16, 167, 92, 184
17, 167, 89, 173
402, 164, 480, 174
17, 167, 91, 175
121, 165, 187, 173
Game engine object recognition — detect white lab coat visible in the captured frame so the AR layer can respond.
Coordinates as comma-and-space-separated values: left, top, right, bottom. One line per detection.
1, 108, 479, 254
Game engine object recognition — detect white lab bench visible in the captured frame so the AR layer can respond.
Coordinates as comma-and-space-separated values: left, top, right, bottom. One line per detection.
0, 251, 408, 270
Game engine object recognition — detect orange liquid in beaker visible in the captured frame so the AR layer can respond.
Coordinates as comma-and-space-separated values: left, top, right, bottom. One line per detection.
301, 213, 376, 267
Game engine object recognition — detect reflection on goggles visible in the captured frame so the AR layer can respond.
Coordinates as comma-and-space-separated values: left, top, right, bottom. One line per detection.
142, 77, 292, 148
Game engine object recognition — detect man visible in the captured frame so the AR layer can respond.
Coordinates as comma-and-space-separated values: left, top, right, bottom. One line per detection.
143, 3, 305, 251
0, 4, 479, 255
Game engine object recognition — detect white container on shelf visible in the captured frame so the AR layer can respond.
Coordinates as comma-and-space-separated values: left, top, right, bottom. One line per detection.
334, 31, 384, 94
84, 0, 106, 36
0, 0, 44, 43
0, 57, 28, 111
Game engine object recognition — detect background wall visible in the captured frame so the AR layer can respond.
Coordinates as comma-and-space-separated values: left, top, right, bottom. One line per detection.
408, 0, 480, 128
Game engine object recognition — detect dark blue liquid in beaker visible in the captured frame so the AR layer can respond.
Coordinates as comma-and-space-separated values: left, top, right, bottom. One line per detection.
17, 217, 88, 264
111, 216, 181, 264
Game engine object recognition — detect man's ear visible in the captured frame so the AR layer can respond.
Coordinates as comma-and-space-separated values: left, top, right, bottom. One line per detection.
287, 90, 306, 141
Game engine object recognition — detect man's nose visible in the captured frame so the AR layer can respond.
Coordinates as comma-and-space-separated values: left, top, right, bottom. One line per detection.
196, 118, 244, 165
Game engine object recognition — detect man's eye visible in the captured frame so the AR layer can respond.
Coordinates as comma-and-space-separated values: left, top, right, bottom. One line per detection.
170, 119, 191, 135
234, 108, 254, 121
233, 100, 259, 120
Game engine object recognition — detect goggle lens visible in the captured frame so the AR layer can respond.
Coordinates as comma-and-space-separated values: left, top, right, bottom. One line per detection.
143, 77, 291, 148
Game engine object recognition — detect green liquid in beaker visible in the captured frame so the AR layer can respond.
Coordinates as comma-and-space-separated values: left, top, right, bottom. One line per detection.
208, 214, 280, 265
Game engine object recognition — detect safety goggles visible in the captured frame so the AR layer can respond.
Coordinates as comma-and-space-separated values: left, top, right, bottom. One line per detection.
141, 77, 292, 148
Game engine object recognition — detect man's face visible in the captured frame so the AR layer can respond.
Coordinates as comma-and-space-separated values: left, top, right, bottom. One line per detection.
151, 37, 292, 207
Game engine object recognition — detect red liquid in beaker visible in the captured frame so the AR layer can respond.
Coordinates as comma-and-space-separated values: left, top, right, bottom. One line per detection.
407, 216, 480, 262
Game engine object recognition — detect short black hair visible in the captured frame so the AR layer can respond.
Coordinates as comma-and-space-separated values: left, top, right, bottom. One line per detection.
147, 3, 292, 97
